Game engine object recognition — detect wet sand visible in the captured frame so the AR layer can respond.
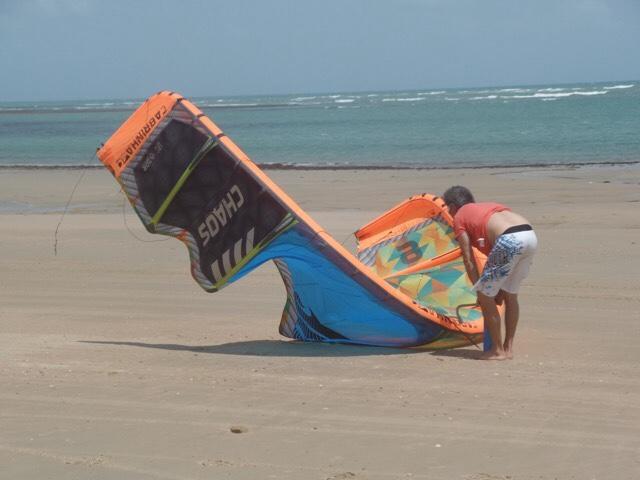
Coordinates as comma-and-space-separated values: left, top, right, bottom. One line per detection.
1, 166, 639, 479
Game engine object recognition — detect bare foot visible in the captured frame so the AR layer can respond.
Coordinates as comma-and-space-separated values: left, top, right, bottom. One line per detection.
503, 343, 514, 360
479, 349, 507, 361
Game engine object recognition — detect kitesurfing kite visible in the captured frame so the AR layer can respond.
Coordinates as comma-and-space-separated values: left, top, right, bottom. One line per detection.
98, 91, 496, 349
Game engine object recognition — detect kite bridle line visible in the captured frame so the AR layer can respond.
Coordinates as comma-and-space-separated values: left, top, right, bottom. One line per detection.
120, 191, 170, 243
454, 302, 482, 350
53, 159, 93, 256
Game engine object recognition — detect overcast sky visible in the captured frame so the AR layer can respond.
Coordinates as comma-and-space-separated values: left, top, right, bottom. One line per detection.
1, 0, 639, 101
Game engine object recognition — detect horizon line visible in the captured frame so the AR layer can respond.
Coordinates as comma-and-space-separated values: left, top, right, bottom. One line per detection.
1, 78, 637, 104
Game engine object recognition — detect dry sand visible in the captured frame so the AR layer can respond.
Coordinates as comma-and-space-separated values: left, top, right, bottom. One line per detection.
1, 166, 639, 479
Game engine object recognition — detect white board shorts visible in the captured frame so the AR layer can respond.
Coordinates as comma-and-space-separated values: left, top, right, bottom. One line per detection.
473, 230, 538, 298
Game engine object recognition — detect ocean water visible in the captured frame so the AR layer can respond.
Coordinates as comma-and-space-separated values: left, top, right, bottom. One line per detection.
1, 81, 639, 168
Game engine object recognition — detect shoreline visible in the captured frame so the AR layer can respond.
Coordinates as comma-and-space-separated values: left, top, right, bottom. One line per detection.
0, 159, 638, 172
1, 164, 638, 216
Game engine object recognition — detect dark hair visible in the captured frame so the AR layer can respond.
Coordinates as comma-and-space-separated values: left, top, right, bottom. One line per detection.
443, 186, 475, 209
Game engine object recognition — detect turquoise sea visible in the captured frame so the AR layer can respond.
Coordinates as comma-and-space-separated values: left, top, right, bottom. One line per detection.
1, 81, 638, 168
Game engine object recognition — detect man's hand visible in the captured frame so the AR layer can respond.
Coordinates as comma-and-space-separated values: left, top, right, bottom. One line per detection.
457, 232, 479, 285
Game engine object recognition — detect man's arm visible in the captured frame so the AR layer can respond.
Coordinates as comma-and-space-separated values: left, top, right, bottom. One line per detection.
457, 231, 480, 285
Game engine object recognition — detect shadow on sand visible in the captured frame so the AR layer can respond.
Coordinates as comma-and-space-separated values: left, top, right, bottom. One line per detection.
79, 339, 433, 358
429, 347, 483, 360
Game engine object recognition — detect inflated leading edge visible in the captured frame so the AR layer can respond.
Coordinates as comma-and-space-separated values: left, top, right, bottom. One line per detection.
98, 91, 491, 348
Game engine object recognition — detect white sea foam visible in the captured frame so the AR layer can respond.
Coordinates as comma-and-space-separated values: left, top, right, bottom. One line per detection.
444, 97, 460, 101
82, 102, 115, 107
462, 89, 497, 94
417, 91, 446, 96
334, 99, 355, 103
202, 103, 260, 108
291, 96, 317, 101
506, 90, 608, 99
603, 84, 635, 90
537, 87, 567, 92
381, 97, 425, 103
497, 88, 531, 93
469, 95, 498, 100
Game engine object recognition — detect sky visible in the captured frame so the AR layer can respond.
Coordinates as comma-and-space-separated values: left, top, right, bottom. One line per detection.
1, 0, 639, 101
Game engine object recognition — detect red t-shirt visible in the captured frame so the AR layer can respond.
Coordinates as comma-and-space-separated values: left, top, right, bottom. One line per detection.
453, 202, 510, 254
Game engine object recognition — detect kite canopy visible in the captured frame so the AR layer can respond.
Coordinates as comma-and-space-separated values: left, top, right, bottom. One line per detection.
98, 91, 492, 348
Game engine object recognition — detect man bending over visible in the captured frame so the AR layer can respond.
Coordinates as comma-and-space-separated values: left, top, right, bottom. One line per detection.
443, 186, 538, 360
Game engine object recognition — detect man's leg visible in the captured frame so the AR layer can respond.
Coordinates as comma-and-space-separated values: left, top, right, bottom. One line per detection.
503, 292, 519, 359
477, 292, 506, 360
497, 230, 537, 359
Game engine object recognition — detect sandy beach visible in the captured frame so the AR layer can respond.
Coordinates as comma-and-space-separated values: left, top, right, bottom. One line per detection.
1, 165, 639, 479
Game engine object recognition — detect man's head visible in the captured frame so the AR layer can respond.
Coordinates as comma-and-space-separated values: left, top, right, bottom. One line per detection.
443, 185, 475, 216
